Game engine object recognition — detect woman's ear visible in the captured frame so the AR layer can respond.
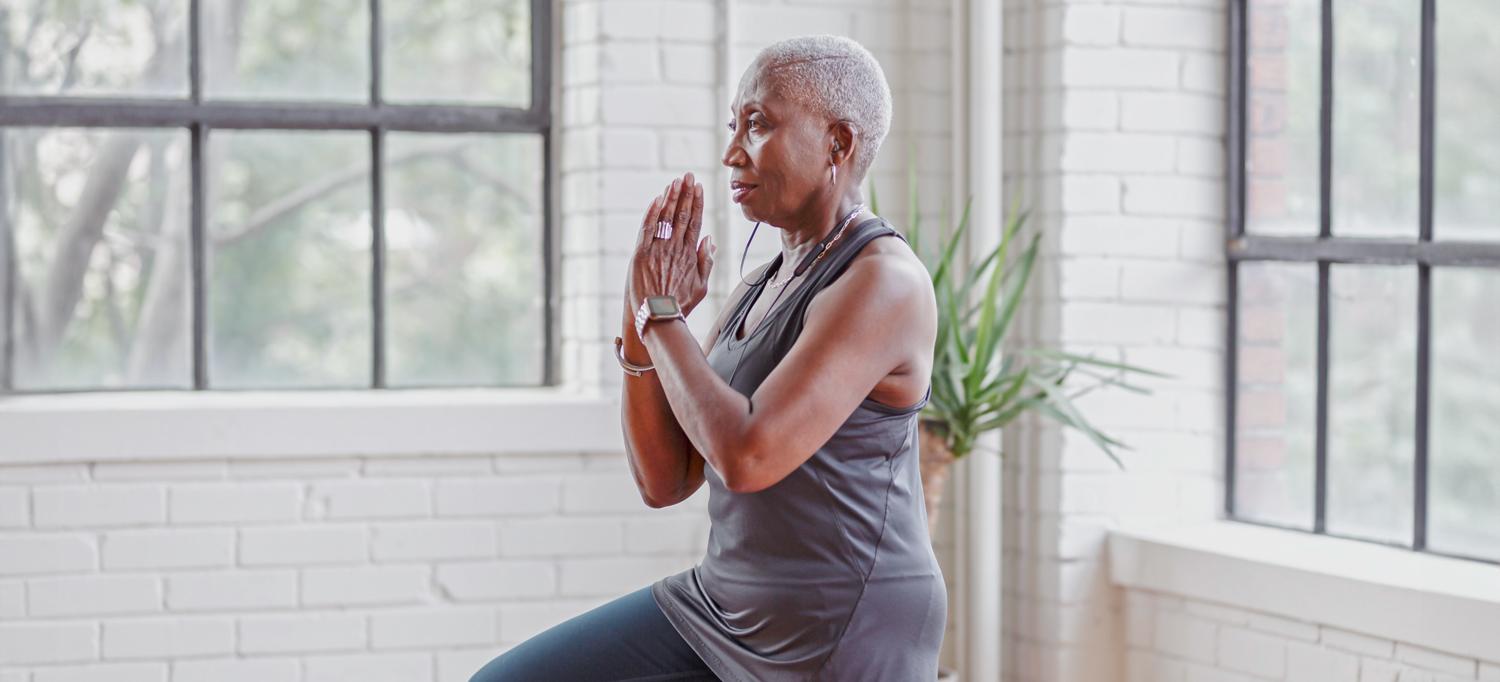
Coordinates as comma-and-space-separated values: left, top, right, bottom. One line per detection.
829, 120, 858, 166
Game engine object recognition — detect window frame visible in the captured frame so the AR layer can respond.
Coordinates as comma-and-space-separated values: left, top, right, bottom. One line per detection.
0, 0, 556, 393
1225, 0, 1500, 565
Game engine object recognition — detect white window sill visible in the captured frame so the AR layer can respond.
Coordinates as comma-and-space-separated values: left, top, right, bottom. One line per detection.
1109, 519, 1500, 664
0, 388, 626, 464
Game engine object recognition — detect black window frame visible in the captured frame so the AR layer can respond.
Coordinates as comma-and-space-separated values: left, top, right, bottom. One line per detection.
1226, 0, 1500, 565
0, 0, 555, 393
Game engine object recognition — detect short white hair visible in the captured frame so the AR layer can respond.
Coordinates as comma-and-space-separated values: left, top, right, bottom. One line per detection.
745, 35, 893, 184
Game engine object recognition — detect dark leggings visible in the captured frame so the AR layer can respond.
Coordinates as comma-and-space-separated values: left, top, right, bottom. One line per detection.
468, 584, 720, 682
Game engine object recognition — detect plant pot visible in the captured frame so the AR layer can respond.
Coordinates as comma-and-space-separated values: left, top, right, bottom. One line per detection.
918, 419, 957, 539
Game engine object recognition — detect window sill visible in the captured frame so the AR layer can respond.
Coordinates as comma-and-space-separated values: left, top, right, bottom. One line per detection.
0, 388, 626, 464
1109, 519, 1500, 663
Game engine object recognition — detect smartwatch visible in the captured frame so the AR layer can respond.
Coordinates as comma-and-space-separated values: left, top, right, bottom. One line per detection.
635, 295, 684, 340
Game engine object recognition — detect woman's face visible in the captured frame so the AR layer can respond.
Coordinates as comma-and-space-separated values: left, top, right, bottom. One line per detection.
722, 71, 832, 226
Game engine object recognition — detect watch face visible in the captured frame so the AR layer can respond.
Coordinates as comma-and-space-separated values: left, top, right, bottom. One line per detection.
647, 296, 680, 316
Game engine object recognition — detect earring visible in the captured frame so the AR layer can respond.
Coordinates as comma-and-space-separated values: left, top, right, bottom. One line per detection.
829, 163, 837, 186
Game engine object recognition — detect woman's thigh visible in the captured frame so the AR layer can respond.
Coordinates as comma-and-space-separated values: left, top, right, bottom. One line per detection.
469, 584, 719, 682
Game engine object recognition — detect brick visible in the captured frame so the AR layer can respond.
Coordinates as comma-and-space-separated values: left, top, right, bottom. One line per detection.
1063, 48, 1179, 89
102, 616, 234, 659
493, 454, 586, 474
0, 622, 97, 664
436, 478, 560, 517
600, 85, 715, 127
169, 483, 301, 524
1061, 303, 1177, 345
166, 571, 296, 611
32, 663, 167, 682
301, 565, 430, 607
1121, 261, 1224, 304
1322, 627, 1395, 657
1246, 612, 1318, 641
501, 518, 623, 557
0, 580, 21, 618
0, 534, 96, 576
103, 528, 233, 570
0, 487, 27, 527
34, 485, 165, 528
371, 607, 495, 649
1395, 643, 1478, 677
1059, 5, 1120, 46
28, 575, 160, 617
363, 456, 492, 477
239, 612, 366, 654
1217, 626, 1286, 678
599, 0, 660, 39
0, 465, 87, 483
436, 560, 556, 601
598, 129, 659, 170
1059, 259, 1120, 300
1123, 7, 1223, 50
1286, 642, 1358, 682
661, 130, 718, 170
734, 6, 850, 45
662, 45, 716, 84
240, 526, 367, 566
1121, 93, 1225, 135
1154, 610, 1216, 664
172, 658, 300, 682
373, 521, 497, 561
598, 41, 660, 83
1059, 176, 1122, 214
1361, 661, 1403, 682
228, 458, 360, 478
305, 652, 434, 682
1123, 176, 1224, 219
562, 474, 652, 513
309, 480, 431, 519
91, 461, 225, 480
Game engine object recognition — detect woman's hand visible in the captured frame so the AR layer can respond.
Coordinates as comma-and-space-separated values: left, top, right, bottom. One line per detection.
626, 171, 715, 320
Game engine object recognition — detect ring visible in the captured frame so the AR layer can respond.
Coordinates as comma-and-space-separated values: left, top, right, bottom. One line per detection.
655, 220, 673, 239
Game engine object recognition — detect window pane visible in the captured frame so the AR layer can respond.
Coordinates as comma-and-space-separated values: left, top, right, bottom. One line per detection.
6, 128, 192, 390
384, 133, 543, 386
1234, 262, 1317, 529
1430, 268, 1500, 561
208, 131, 370, 388
1326, 265, 1415, 543
0, 0, 188, 97
1434, 0, 1500, 241
202, 0, 369, 102
1330, 0, 1419, 238
383, 0, 530, 106
1244, 0, 1319, 237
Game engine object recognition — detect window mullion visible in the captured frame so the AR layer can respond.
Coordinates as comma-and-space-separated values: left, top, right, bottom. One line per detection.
1413, 0, 1437, 551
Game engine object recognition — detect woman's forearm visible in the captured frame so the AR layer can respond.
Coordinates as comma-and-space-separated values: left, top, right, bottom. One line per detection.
639, 313, 754, 492
618, 305, 697, 506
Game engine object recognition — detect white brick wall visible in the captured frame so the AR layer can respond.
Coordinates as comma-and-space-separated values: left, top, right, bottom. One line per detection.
1125, 590, 1500, 682
0, 454, 708, 681
1001, 0, 1228, 679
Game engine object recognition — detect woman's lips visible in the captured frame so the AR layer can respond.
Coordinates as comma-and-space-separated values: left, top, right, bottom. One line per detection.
732, 185, 756, 203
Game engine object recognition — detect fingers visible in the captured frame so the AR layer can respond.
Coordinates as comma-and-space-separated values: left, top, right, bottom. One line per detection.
685, 177, 705, 249
674, 173, 696, 243
637, 194, 663, 250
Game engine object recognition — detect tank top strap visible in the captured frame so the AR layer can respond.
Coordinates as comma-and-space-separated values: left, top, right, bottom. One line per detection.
790, 216, 903, 307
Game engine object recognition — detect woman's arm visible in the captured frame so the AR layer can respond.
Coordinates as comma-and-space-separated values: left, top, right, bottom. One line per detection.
618, 296, 720, 508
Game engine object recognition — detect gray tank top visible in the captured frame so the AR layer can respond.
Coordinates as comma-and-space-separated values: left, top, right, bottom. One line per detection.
651, 216, 947, 681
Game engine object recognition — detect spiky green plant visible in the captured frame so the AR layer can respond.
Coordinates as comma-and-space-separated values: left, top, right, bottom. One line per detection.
869, 167, 1167, 468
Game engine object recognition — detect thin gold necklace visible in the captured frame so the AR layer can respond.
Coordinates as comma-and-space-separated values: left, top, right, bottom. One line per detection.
765, 205, 865, 289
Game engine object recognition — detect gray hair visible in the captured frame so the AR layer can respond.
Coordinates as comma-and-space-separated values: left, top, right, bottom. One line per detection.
745, 35, 893, 184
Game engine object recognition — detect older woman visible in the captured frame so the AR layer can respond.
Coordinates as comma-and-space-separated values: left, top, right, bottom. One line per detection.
471, 35, 943, 681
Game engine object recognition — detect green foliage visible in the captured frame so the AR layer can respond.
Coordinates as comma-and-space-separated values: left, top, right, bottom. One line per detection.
868, 164, 1167, 468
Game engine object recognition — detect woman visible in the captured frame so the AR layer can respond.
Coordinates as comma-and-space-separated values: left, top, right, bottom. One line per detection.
471, 34, 943, 682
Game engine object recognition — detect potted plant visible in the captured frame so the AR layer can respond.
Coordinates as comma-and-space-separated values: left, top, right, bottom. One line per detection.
869, 176, 1166, 540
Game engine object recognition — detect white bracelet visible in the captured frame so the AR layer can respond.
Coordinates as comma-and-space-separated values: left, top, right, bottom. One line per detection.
614, 336, 654, 376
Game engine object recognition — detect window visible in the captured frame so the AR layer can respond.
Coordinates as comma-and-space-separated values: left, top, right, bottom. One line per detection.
0, 0, 553, 393
1227, 0, 1499, 563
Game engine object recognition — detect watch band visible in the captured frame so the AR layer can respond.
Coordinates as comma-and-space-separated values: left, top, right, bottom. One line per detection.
635, 297, 684, 340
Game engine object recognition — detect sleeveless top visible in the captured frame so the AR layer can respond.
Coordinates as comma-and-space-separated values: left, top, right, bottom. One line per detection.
651, 216, 948, 682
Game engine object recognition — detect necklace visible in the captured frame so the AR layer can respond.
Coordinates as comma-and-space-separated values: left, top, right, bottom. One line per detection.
765, 203, 866, 290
